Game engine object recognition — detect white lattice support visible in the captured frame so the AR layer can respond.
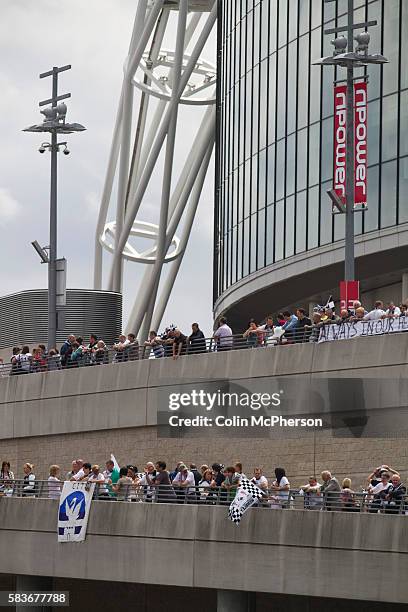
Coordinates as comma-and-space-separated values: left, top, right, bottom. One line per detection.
94, 0, 216, 338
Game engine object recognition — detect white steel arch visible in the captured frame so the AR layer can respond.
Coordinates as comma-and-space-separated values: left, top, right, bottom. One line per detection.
94, 0, 216, 340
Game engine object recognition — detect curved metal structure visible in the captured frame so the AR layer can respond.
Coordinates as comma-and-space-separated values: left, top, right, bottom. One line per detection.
94, 0, 216, 341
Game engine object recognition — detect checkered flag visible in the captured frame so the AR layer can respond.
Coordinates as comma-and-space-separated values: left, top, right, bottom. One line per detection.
228, 478, 264, 525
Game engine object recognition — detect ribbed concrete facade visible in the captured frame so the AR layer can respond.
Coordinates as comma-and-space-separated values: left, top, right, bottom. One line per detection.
0, 288, 122, 350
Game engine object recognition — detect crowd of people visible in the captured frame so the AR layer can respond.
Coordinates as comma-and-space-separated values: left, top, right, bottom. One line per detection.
1, 298, 407, 375
0, 459, 406, 514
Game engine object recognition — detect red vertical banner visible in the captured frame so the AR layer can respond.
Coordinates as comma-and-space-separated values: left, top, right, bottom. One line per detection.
340, 280, 360, 311
333, 84, 347, 208
354, 81, 368, 209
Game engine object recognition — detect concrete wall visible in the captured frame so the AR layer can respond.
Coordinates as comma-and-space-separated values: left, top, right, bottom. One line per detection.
0, 499, 407, 604
0, 334, 407, 486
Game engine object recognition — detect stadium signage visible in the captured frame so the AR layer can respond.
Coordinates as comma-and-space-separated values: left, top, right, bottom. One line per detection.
318, 317, 408, 343
354, 81, 367, 208
333, 84, 347, 205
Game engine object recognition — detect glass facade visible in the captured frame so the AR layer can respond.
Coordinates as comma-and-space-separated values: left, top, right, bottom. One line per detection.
214, 0, 408, 301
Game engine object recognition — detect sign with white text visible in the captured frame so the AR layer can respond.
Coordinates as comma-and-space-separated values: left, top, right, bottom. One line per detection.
318, 317, 408, 343
333, 84, 347, 208
354, 81, 368, 209
58, 481, 95, 542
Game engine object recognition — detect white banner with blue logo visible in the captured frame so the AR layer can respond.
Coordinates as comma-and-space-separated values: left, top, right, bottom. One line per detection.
58, 481, 95, 542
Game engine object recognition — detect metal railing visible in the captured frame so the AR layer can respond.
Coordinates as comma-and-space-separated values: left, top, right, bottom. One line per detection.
2, 315, 408, 378
1, 481, 407, 514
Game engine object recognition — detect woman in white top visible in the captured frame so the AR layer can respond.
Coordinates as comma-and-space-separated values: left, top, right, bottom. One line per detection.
269, 467, 290, 508
48, 465, 62, 500
198, 469, 213, 502
16, 346, 32, 373
0, 461, 14, 495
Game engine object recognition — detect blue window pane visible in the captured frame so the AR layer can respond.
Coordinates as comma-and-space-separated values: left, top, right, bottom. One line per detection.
400, 91, 408, 158
380, 161, 397, 228
260, 2, 269, 61
298, 35, 309, 129
258, 148, 267, 209
402, 0, 408, 90
258, 207, 266, 268
368, 99, 380, 166
309, 123, 320, 188
287, 41, 298, 135
266, 204, 275, 265
321, 117, 333, 183
288, 0, 298, 42
259, 59, 268, 150
267, 144, 275, 205
382, 94, 398, 162
275, 200, 284, 261
278, 0, 288, 48
363, 165, 379, 232
299, 0, 310, 36
308, 186, 319, 249
268, 55, 277, 144
320, 180, 332, 246
382, 0, 399, 96
286, 133, 296, 196
269, 0, 278, 54
295, 191, 307, 254
367, 1, 381, 100
309, 28, 321, 125
399, 158, 408, 224
277, 47, 287, 140
297, 128, 308, 190
285, 195, 295, 257
276, 140, 285, 201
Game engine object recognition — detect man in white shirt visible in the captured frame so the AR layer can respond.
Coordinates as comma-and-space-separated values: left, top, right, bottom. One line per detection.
70, 459, 86, 481
368, 471, 391, 513
300, 476, 323, 509
113, 334, 130, 362
251, 467, 268, 491
364, 301, 385, 321
172, 464, 196, 501
213, 317, 233, 351
382, 301, 401, 318
256, 316, 275, 346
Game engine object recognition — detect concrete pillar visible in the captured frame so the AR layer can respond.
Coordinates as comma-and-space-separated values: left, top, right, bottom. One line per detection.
217, 589, 255, 612
15, 575, 54, 612
402, 272, 408, 304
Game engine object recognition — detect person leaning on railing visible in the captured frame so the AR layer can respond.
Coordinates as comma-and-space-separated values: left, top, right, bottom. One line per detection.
269, 468, 290, 509
299, 476, 322, 509
340, 478, 359, 512
112, 467, 133, 501
213, 317, 233, 351
320, 470, 341, 510
187, 323, 207, 354
304, 312, 323, 343
144, 331, 165, 358
379, 474, 407, 514
243, 320, 261, 348
22, 462, 36, 497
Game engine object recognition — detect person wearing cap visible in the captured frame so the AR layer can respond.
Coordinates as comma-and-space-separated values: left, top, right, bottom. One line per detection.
172, 464, 196, 502
366, 464, 399, 489
368, 471, 392, 513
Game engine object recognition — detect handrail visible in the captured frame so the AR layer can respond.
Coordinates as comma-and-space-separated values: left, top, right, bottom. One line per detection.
1, 480, 406, 514
2, 316, 408, 378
